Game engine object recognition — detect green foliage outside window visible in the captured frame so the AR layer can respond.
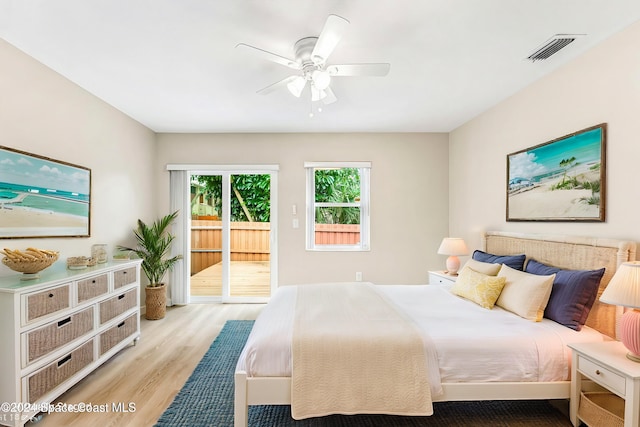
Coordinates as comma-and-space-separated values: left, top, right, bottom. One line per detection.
314, 168, 361, 225
192, 174, 270, 222
192, 168, 361, 224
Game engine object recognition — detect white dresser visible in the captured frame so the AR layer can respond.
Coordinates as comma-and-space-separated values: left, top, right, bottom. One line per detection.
0, 259, 142, 427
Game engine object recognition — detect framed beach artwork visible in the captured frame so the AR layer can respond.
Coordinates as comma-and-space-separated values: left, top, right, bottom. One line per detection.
506, 123, 606, 222
0, 146, 91, 238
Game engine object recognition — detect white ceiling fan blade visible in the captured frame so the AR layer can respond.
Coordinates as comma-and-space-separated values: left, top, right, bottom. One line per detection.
236, 43, 301, 70
311, 14, 349, 64
321, 86, 337, 105
257, 75, 300, 95
326, 63, 391, 76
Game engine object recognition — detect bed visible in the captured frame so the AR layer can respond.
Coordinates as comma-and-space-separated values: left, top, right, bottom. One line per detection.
234, 231, 636, 426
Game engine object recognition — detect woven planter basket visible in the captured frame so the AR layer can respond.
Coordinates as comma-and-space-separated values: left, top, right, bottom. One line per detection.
145, 284, 167, 320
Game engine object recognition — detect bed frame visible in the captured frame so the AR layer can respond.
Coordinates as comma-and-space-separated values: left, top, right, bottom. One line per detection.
234, 231, 636, 426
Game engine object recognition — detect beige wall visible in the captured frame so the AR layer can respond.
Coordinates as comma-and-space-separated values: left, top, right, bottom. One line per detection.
0, 33, 450, 288
449, 20, 640, 255
0, 39, 157, 278
156, 133, 449, 284
9, 16, 635, 287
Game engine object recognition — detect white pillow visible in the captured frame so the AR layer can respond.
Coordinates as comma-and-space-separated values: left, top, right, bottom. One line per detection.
462, 258, 502, 276
496, 264, 555, 321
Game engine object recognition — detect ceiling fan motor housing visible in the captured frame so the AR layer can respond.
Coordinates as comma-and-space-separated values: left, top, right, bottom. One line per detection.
294, 37, 321, 64
293, 37, 331, 90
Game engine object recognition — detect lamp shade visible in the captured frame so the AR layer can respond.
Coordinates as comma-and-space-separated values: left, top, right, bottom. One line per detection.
600, 261, 640, 309
437, 238, 469, 256
600, 261, 640, 362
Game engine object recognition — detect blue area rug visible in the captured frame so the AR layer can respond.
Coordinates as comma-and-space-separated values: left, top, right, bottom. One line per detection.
156, 320, 572, 426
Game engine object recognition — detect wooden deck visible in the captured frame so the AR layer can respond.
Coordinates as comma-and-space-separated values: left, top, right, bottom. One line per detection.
190, 260, 271, 297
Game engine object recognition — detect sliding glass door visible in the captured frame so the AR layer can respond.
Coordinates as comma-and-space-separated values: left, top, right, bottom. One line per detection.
190, 173, 224, 299
189, 168, 277, 303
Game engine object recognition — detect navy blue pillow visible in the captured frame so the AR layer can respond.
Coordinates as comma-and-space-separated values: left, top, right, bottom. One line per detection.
472, 250, 526, 271
525, 259, 605, 331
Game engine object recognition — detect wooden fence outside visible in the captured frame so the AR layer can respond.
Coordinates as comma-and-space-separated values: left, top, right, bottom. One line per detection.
191, 220, 270, 275
314, 223, 361, 245
190, 220, 361, 275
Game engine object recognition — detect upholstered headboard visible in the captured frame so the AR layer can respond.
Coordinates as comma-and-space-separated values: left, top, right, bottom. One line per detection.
483, 231, 636, 339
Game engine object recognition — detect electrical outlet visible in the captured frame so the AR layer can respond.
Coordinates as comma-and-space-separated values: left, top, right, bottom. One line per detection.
355, 272, 363, 282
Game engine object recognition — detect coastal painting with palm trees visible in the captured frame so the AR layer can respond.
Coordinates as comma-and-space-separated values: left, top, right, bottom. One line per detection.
507, 123, 606, 221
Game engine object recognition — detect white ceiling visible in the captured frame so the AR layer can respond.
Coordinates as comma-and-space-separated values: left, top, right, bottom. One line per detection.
1, 1, 639, 133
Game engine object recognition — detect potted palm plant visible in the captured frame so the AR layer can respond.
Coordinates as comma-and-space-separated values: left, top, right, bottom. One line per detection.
119, 211, 182, 320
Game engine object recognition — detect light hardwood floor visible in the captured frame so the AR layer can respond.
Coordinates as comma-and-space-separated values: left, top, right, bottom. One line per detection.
37, 303, 264, 427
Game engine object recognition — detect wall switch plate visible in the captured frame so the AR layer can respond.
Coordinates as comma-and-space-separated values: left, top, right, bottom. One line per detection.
355, 272, 362, 281
292, 218, 299, 229
292, 204, 297, 215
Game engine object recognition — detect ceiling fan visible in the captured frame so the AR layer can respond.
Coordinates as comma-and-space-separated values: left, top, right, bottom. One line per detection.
236, 14, 390, 110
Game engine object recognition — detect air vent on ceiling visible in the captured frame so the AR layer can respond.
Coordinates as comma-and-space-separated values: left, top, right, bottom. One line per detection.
526, 34, 584, 62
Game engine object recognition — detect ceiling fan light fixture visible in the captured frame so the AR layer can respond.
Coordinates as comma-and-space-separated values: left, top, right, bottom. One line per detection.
311, 69, 331, 90
239, 14, 389, 110
287, 76, 306, 97
311, 86, 327, 102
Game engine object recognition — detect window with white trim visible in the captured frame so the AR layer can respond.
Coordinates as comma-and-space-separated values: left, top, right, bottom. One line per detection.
305, 161, 370, 251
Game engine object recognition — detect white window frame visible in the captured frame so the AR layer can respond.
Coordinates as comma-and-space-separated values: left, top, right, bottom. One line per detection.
305, 161, 370, 251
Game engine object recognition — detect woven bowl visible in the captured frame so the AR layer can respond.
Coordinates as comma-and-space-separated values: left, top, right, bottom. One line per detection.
2, 252, 59, 274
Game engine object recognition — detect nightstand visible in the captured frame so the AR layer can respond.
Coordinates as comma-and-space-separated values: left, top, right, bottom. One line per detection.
428, 270, 458, 285
569, 341, 640, 427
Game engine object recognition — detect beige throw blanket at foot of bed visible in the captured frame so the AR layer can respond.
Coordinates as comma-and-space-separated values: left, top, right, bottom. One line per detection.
291, 282, 433, 420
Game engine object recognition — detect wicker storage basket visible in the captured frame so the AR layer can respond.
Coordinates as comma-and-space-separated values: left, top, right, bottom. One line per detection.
26, 284, 70, 322
99, 288, 137, 324
578, 391, 624, 427
26, 307, 94, 363
77, 273, 109, 303
114, 267, 137, 289
27, 340, 94, 403
99, 313, 137, 355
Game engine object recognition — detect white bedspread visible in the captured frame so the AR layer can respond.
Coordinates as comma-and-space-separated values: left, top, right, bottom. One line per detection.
236, 282, 604, 386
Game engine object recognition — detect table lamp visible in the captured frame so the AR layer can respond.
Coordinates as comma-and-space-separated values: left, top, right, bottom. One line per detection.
437, 237, 469, 276
600, 261, 640, 362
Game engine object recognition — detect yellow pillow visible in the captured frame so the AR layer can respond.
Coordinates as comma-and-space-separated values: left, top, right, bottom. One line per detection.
451, 266, 507, 309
